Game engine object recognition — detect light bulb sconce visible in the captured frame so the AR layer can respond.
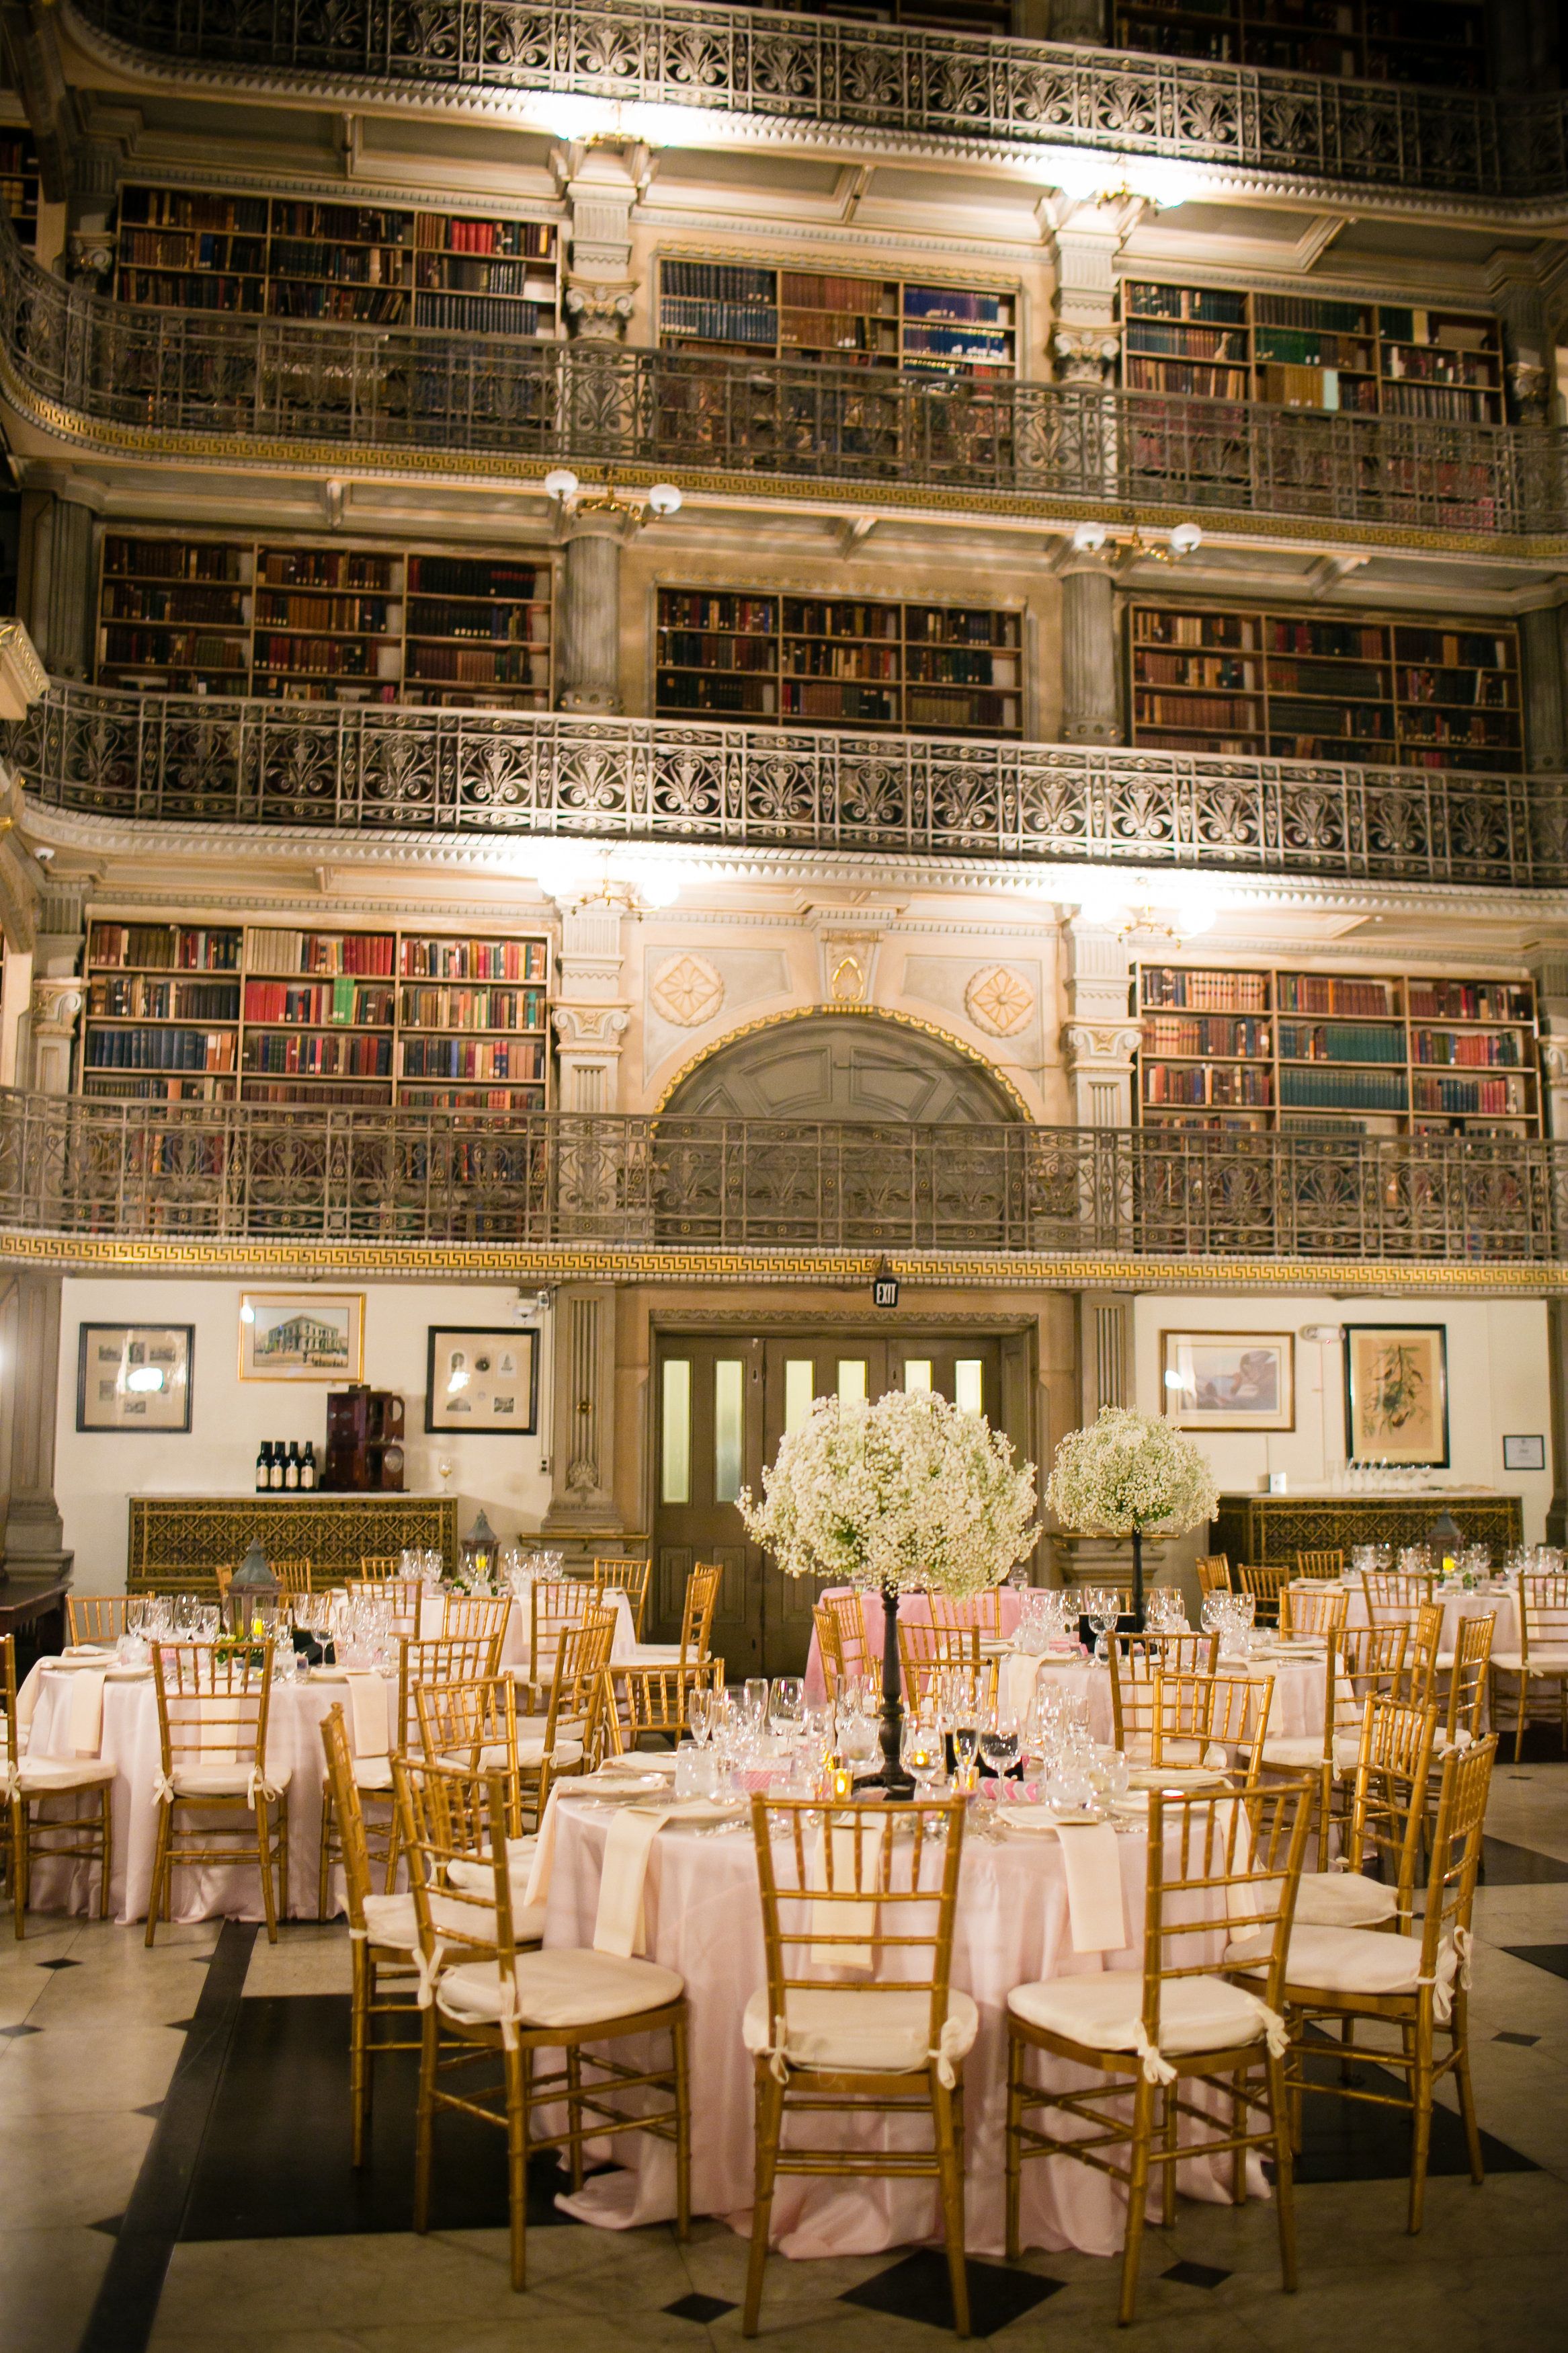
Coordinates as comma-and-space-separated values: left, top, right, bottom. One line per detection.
1072, 516, 1202, 565
544, 468, 683, 527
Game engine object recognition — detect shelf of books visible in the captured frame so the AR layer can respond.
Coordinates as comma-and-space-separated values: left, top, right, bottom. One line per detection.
1112, 0, 1489, 87
114, 186, 560, 334
1137, 965, 1539, 1138
655, 590, 1023, 735
1126, 601, 1520, 772
83, 922, 552, 1108
1119, 282, 1502, 422
0, 130, 40, 250
97, 534, 551, 707
656, 259, 1016, 377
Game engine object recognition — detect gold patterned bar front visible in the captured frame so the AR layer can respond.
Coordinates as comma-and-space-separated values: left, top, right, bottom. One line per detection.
126, 1492, 458, 1582
1212, 1490, 1522, 1569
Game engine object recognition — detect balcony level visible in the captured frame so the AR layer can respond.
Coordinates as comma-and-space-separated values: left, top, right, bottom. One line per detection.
58, 0, 1568, 210
1, 230, 1563, 549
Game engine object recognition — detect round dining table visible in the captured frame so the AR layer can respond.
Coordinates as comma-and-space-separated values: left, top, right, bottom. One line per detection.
540, 1792, 1267, 2262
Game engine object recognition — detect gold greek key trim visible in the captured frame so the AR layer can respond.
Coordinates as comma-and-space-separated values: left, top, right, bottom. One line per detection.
652, 1002, 1035, 1119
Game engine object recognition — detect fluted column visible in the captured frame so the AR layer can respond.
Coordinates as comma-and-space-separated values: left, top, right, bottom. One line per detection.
1059, 552, 1120, 746
556, 519, 623, 715
542, 1283, 622, 1534
1, 1271, 68, 1574
1522, 604, 1567, 770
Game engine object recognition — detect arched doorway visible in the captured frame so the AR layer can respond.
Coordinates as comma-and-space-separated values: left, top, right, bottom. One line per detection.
661, 1010, 1022, 1125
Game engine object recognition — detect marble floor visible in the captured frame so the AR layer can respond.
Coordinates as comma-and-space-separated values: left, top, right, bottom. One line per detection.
4, 1763, 1565, 2353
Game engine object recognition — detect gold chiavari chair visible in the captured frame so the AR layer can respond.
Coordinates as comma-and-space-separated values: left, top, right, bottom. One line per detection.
1149, 1669, 1275, 1781
146, 1639, 289, 1946
135, 1568, 233, 1600
3, 1632, 117, 1938
1236, 1562, 1291, 1626
743, 1795, 971, 2338
413, 1676, 550, 1891
1291, 1693, 1438, 1931
1437, 1611, 1496, 1746
1278, 1585, 1349, 1642
897, 1622, 991, 1712
528, 1577, 594, 1689
1196, 1554, 1233, 1598
1007, 1777, 1314, 2323
477, 1611, 616, 1831
1490, 1571, 1568, 1759
66, 1596, 130, 1648
824, 1591, 874, 1687
1296, 1549, 1344, 1582
610, 1563, 723, 1745
358, 1556, 401, 1582
382, 1578, 425, 1636
396, 1755, 690, 2294
591, 1556, 652, 1639
813, 1604, 846, 1700
271, 1558, 313, 1599
1260, 1624, 1407, 1868
1251, 1736, 1497, 2235
1107, 1633, 1220, 1759
1400, 1599, 1446, 1709
442, 1593, 513, 1648
928, 1589, 1005, 1637
1362, 1568, 1436, 1626
319, 1704, 422, 2167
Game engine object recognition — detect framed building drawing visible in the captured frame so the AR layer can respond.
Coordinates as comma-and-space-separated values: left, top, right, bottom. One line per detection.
1344, 1325, 1450, 1467
1161, 1331, 1295, 1431
76, 1324, 194, 1433
239, 1293, 364, 1382
425, 1327, 539, 1435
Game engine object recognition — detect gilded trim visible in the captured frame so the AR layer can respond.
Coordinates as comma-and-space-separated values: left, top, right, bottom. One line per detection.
651, 1002, 1036, 1120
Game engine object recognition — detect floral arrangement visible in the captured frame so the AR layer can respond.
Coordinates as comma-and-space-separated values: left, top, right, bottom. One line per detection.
739, 1386, 1037, 1598
1045, 1406, 1219, 1539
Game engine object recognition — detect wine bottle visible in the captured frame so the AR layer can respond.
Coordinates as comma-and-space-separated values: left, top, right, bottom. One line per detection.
270, 1443, 286, 1490
284, 1440, 300, 1491
300, 1440, 317, 1492
255, 1439, 271, 1494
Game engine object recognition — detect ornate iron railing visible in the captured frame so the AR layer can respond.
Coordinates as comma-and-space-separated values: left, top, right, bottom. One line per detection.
65, 0, 1568, 205
0, 1091, 1561, 1261
13, 676, 1568, 888
1, 223, 1562, 537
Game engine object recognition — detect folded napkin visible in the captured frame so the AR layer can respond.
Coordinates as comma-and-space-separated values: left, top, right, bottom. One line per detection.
810, 1816, 885, 1971
66, 1669, 106, 1758
417, 1595, 445, 1641
593, 1805, 670, 1958
344, 1672, 390, 1761
14, 1660, 48, 1739
1000, 1654, 1044, 1720
524, 1786, 562, 1909
1056, 1821, 1127, 1954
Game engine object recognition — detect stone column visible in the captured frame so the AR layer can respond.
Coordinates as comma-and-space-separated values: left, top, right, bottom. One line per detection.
1548, 1297, 1568, 1546
27, 975, 81, 1096
1522, 603, 1567, 771
1063, 919, 1139, 1127
1059, 551, 1121, 745
562, 145, 638, 342
1, 1270, 69, 1574
556, 519, 623, 715
1534, 955, 1568, 1138
552, 902, 630, 1112
17, 491, 95, 680
542, 1282, 621, 1534
1044, 0, 1106, 35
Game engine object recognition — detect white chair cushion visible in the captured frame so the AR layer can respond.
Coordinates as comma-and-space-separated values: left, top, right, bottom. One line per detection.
171, 1763, 293, 1799
1292, 1871, 1400, 1929
741, 1987, 979, 2078
353, 1759, 395, 1792
1227, 1921, 1426, 1996
515, 1735, 583, 1769
1261, 1734, 1360, 1771
436, 1948, 682, 2032
446, 1843, 538, 1901
15, 1757, 116, 1791
1491, 1648, 1568, 1674
1009, 1971, 1278, 2059
362, 1892, 419, 1950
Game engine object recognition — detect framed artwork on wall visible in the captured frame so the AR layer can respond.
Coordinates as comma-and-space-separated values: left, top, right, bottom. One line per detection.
1160, 1331, 1295, 1431
425, 1328, 540, 1435
76, 1324, 194, 1433
1344, 1325, 1450, 1467
1502, 1435, 1546, 1472
238, 1292, 364, 1382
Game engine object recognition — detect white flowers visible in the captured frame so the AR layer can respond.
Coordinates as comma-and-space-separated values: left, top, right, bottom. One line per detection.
1045, 1406, 1218, 1540
739, 1386, 1038, 1599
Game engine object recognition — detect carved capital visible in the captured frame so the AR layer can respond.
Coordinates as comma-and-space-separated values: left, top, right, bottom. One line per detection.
565, 283, 636, 342
1540, 1038, 1568, 1086
1053, 327, 1120, 385
1063, 1021, 1143, 1070
31, 978, 83, 1036
66, 231, 116, 286
1508, 359, 1549, 424
552, 1004, 630, 1052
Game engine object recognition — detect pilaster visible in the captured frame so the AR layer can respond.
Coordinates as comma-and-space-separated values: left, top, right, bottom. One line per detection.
556, 521, 624, 714
1535, 954, 1568, 1138
17, 491, 96, 680
1063, 921, 1139, 1127
1521, 603, 1568, 769
542, 1283, 622, 1533
1059, 551, 1121, 745
1, 1270, 69, 1575
561, 145, 639, 343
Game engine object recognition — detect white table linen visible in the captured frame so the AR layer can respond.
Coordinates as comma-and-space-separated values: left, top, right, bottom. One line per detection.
1319, 1581, 1516, 1654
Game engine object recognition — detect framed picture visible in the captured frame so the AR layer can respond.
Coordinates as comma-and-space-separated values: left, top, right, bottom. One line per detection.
76, 1324, 194, 1433
1503, 1435, 1546, 1473
1344, 1325, 1449, 1468
426, 1328, 539, 1435
239, 1292, 364, 1382
1161, 1331, 1294, 1431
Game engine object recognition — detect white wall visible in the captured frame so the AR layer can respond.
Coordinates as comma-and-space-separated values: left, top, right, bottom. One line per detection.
1131, 1291, 1553, 1542
56, 1277, 554, 1593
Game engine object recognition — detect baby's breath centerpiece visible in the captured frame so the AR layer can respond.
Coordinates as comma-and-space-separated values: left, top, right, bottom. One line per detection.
1044, 1406, 1219, 1623
740, 1387, 1037, 1792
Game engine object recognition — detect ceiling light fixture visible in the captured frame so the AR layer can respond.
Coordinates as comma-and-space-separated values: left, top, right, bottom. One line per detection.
1072, 516, 1202, 565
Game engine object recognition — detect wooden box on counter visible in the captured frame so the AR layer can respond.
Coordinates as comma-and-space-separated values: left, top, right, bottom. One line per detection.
324, 1387, 405, 1492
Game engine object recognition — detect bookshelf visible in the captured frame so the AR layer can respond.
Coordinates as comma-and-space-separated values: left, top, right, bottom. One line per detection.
655, 590, 1023, 735
114, 186, 561, 335
83, 921, 552, 1109
657, 259, 1017, 378
97, 534, 552, 707
1137, 964, 1539, 1138
1127, 601, 1521, 773
1112, 0, 1490, 86
0, 132, 40, 251
1119, 282, 1502, 422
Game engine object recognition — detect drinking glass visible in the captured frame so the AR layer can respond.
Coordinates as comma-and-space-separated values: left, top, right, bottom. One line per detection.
979, 1708, 1021, 1782
1086, 1588, 1118, 1666
949, 1675, 981, 1786
841, 1710, 880, 1776
901, 1716, 945, 1796
741, 1678, 769, 1733
768, 1677, 805, 1743
687, 1689, 713, 1747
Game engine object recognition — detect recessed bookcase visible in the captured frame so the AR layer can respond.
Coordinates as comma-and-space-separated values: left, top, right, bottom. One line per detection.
1112, 0, 1489, 87
83, 921, 552, 1109
0, 132, 40, 249
1126, 601, 1521, 772
97, 534, 552, 707
655, 590, 1024, 735
1137, 964, 1540, 1138
1119, 282, 1503, 422
114, 186, 561, 335
656, 258, 1017, 378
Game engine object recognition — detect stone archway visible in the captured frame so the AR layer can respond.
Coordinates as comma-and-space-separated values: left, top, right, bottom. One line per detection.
661, 1010, 1022, 1125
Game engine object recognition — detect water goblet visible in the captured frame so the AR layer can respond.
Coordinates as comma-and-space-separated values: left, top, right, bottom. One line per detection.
768, 1677, 805, 1745
741, 1677, 768, 1733
901, 1716, 944, 1796
687, 1688, 714, 1747
979, 1707, 1021, 1784
1086, 1587, 1119, 1665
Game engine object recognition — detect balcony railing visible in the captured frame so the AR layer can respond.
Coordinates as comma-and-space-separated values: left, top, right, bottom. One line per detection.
13, 678, 1568, 890
65, 0, 1568, 205
1, 1092, 1561, 1263
1, 225, 1562, 539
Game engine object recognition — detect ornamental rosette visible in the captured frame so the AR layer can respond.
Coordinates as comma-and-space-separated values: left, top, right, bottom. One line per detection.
739, 1387, 1037, 1600
1044, 1406, 1218, 1540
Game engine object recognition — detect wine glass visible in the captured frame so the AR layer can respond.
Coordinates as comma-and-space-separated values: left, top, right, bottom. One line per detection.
949, 1674, 981, 1788
1086, 1587, 1119, 1666
979, 1706, 1021, 1784
768, 1677, 805, 1744
741, 1678, 769, 1734
687, 1688, 713, 1748
901, 1716, 944, 1796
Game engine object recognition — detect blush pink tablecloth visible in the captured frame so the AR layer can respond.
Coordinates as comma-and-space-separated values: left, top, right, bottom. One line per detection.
542, 1798, 1266, 2262
804, 1587, 1028, 1707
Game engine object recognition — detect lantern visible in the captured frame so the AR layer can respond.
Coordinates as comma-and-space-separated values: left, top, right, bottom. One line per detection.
229, 1536, 280, 1637
1427, 1509, 1463, 1580
461, 1509, 499, 1591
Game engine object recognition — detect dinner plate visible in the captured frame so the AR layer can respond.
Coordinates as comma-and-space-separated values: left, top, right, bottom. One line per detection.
652, 1797, 747, 1826
1125, 1765, 1232, 1792
47, 1655, 112, 1674
571, 1772, 672, 1798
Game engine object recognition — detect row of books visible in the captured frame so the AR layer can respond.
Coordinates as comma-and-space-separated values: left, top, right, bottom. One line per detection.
661, 298, 779, 344
1399, 668, 1516, 706
270, 204, 413, 243
242, 981, 395, 1026
1124, 283, 1247, 325
89, 925, 241, 972
106, 541, 245, 582
656, 676, 774, 713
1411, 1076, 1525, 1114
256, 638, 395, 678
1126, 323, 1247, 361
657, 596, 777, 634
270, 285, 407, 322
1142, 969, 1268, 1012
1409, 983, 1532, 1021
1412, 1031, 1522, 1067
403, 1088, 547, 1110
103, 586, 247, 625
782, 684, 898, 721
907, 692, 1018, 729
1127, 359, 1248, 399
117, 273, 265, 311
263, 550, 397, 589
120, 230, 266, 270
784, 647, 900, 681
903, 288, 1008, 323
248, 931, 397, 977
1135, 655, 1257, 688
255, 596, 395, 632
120, 189, 269, 233
659, 633, 776, 674
1277, 975, 1397, 1015
1142, 1015, 1271, 1056
245, 1035, 394, 1076
1135, 693, 1260, 730
85, 1027, 237, 1071
1280, 1069, 1408, 1109
408, 647, 543, 684
398, 987, 546, 1030
1276, 1022, 1407, 1064
903, 327, 1013, 362
87, 980, 240, 1021
411, 559, 545, 600
1399, 633, 1513, 670
400, 1040, 545, 1079
425, 218, 552, 256
104, 631, 249, 668
1254, 329, 1374, 368
1268, 662, 1389, 698
1269, 703, 1392, 737
1381, 383, 1497, 420
407, 599, 546, 643
1134, 612, 1257, 649
399, 941, 547, 982
1143, 1066, 1274, 1105
907, 651, 1013, 686
411, 293, 548, 335
241, 1080, 390, 1104
415, 261, 548, 299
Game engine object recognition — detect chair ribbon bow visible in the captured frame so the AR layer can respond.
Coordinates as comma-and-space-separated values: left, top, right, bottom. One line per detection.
1420, 1927, 1473, 2026
1137, 2001, 1289, 2087
247, 1767, 282, 1807
151, 1770, 175, 1806
1438, 1728, 1475, 1760
413, 1936, 450, 2012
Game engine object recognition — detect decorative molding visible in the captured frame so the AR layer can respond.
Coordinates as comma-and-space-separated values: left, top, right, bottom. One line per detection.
651, 1002, 1037, 1117
964, 964, 1036, 1037
1063, 1021, 1143, 1066
649, 952, 725, 1029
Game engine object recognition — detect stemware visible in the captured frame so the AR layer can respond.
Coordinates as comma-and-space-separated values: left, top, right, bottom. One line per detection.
688, 1688, 714, 1747
741, 1678, 769, 1734
1085, 1587, 1119, 1665
768, 1677, 806, 1744
900, 1716, 945, 1796
979, 1707, 1021, 1782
